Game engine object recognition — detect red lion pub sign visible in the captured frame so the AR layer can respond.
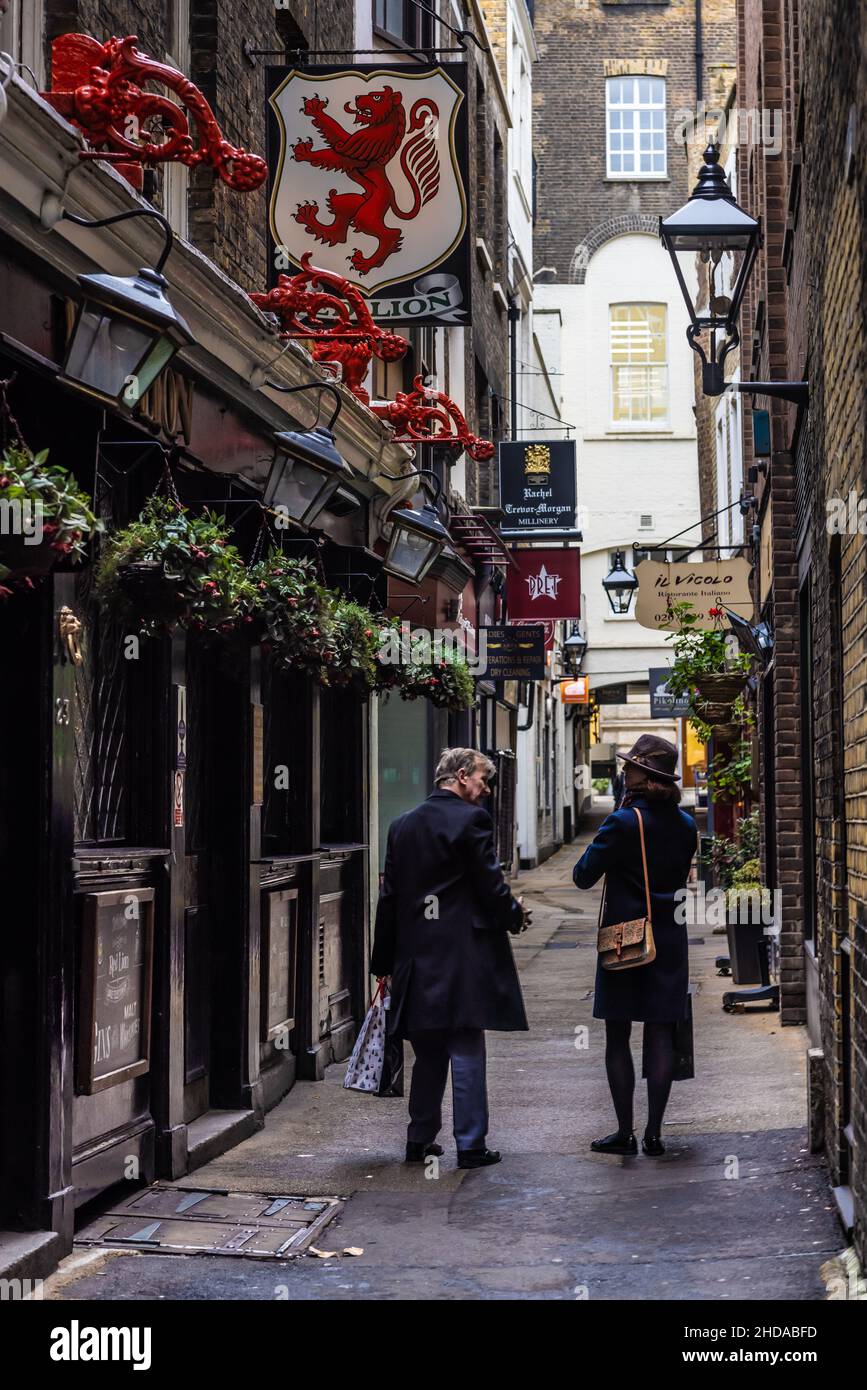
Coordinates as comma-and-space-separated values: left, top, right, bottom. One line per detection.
266, 65, 472, 326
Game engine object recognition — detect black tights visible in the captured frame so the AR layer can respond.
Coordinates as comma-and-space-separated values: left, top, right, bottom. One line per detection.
604, 1020, 676, 1138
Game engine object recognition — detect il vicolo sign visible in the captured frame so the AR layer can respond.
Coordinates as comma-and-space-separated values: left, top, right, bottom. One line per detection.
634, 558, 753, 631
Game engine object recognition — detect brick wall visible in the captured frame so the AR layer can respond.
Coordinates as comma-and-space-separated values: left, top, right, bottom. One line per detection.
736, 0, 805, 1026
799, 0, 867, 1262
534, 0, 736, 283
464, 44, 512, 507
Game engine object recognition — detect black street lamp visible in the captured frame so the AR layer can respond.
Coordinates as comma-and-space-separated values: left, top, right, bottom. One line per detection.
563, 623, 588, 673
56, 208, 193, 413
660, 144, 807, 405
602, 550, 638, 615
263, 381, 353, 527
383, 470, 451, 583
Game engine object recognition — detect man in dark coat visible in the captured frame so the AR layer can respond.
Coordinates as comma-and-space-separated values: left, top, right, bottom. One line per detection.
371, 747, 529, 1169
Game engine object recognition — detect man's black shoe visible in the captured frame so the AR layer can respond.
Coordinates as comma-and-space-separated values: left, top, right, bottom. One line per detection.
642, 1133, 666, 1156
457, 1147, 501, 1169
590, 1131, 638, 1156
405, 1141, 444, 1163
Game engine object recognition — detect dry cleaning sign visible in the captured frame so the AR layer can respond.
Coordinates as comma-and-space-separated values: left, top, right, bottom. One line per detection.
634, 558, 753, 631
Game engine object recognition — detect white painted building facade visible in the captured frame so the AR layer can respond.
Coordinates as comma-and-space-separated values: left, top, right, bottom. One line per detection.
533, 231, 703, 778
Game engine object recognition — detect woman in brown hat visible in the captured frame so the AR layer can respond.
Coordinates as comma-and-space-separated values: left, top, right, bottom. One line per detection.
573, 735, 698, 1156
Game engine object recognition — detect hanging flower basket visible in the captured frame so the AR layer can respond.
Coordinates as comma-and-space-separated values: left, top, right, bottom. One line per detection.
328, 598, 383, 696
96, 496, 256, 636
0, 531, 59, 578
248, 553, 337, 680
116, 559, 187, 621
691, 672, 749, 726
399, 649, 476, 711
0, 443, 98, 597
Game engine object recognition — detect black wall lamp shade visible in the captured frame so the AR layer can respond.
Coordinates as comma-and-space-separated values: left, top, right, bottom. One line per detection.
55, 207, 193, 414
383, 497, 451, 584
265, 425, 353, 528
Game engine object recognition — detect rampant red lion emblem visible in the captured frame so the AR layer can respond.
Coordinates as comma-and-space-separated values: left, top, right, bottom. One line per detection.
291, 86, 440, 275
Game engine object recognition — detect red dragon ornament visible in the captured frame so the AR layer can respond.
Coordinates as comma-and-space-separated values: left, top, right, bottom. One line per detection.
250, 253, 409, 406
370, 376, 496, 463
43, 33, 267, 193
249, 262, 493, 461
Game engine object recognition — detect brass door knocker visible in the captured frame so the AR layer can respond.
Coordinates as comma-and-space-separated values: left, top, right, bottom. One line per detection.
58, 605, 84, 665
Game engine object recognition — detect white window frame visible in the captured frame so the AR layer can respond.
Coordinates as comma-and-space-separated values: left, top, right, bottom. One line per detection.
606, 75, 667, 180
0, 0, 46, 87
608, 302, 670, 431
162, 0, 190, 241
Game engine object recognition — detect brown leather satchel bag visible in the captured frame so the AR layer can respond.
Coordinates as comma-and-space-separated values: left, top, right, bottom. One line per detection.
596, 807, 656, 971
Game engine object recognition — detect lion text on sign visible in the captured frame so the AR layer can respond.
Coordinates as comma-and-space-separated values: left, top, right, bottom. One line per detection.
633, 558, 754, 631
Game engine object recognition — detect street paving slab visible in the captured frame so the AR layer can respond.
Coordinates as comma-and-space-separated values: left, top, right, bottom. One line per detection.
45, 814, 843, 1301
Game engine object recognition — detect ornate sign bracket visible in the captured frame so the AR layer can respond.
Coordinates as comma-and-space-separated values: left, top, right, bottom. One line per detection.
369, 376, 494, 462
250, 257, 493, 459
250, 253, 409, 406
43, 33, 268, 193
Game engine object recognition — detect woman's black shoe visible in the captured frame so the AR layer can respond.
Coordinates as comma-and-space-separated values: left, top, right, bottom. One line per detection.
591, 1131, 638, 1155
457, 1148, 501, 1169
405, 1141, 444, 1163
642, 1133, 666, 1156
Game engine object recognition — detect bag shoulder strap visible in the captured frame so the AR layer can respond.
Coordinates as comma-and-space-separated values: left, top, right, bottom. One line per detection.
634, 807, 652, 923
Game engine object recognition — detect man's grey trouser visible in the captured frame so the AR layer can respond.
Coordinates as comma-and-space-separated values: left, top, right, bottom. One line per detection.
406, 1028, 488, 1150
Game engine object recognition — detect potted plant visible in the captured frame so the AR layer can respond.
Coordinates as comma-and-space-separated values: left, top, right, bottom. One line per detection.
725, 859, 772, 925
0, 443, 98, 594
665, 599, 752, 729
96, 495, 255, 635
707, 733, 753, 803
373, 615, 407, 693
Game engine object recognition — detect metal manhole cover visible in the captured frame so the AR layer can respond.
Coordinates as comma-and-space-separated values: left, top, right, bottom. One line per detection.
75, 1185, 343, 1259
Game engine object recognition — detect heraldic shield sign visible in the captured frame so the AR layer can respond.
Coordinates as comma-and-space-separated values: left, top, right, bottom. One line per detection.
266, 65, 471, 325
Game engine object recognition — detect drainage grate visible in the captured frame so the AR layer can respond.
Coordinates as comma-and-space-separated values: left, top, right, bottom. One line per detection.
75, 1185, 343, 1260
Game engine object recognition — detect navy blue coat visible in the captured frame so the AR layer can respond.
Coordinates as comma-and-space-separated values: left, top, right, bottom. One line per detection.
573, 795, 698, 1022
370, 789, 528, 1037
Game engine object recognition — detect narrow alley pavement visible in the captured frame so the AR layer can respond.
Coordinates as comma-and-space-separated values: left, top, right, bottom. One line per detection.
45, 814, 842, 1302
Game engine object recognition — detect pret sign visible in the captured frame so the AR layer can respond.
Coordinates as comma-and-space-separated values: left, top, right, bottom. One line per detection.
507, 547, 581, 622
267, 64, 471, 325
499, 440, 579, 536
634, 558, 753, 631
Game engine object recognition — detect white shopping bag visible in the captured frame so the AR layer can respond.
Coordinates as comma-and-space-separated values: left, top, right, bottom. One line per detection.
343, 980, 388, 1092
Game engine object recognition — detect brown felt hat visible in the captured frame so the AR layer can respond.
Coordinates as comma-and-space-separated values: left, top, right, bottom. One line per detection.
616, 733, 680, 782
